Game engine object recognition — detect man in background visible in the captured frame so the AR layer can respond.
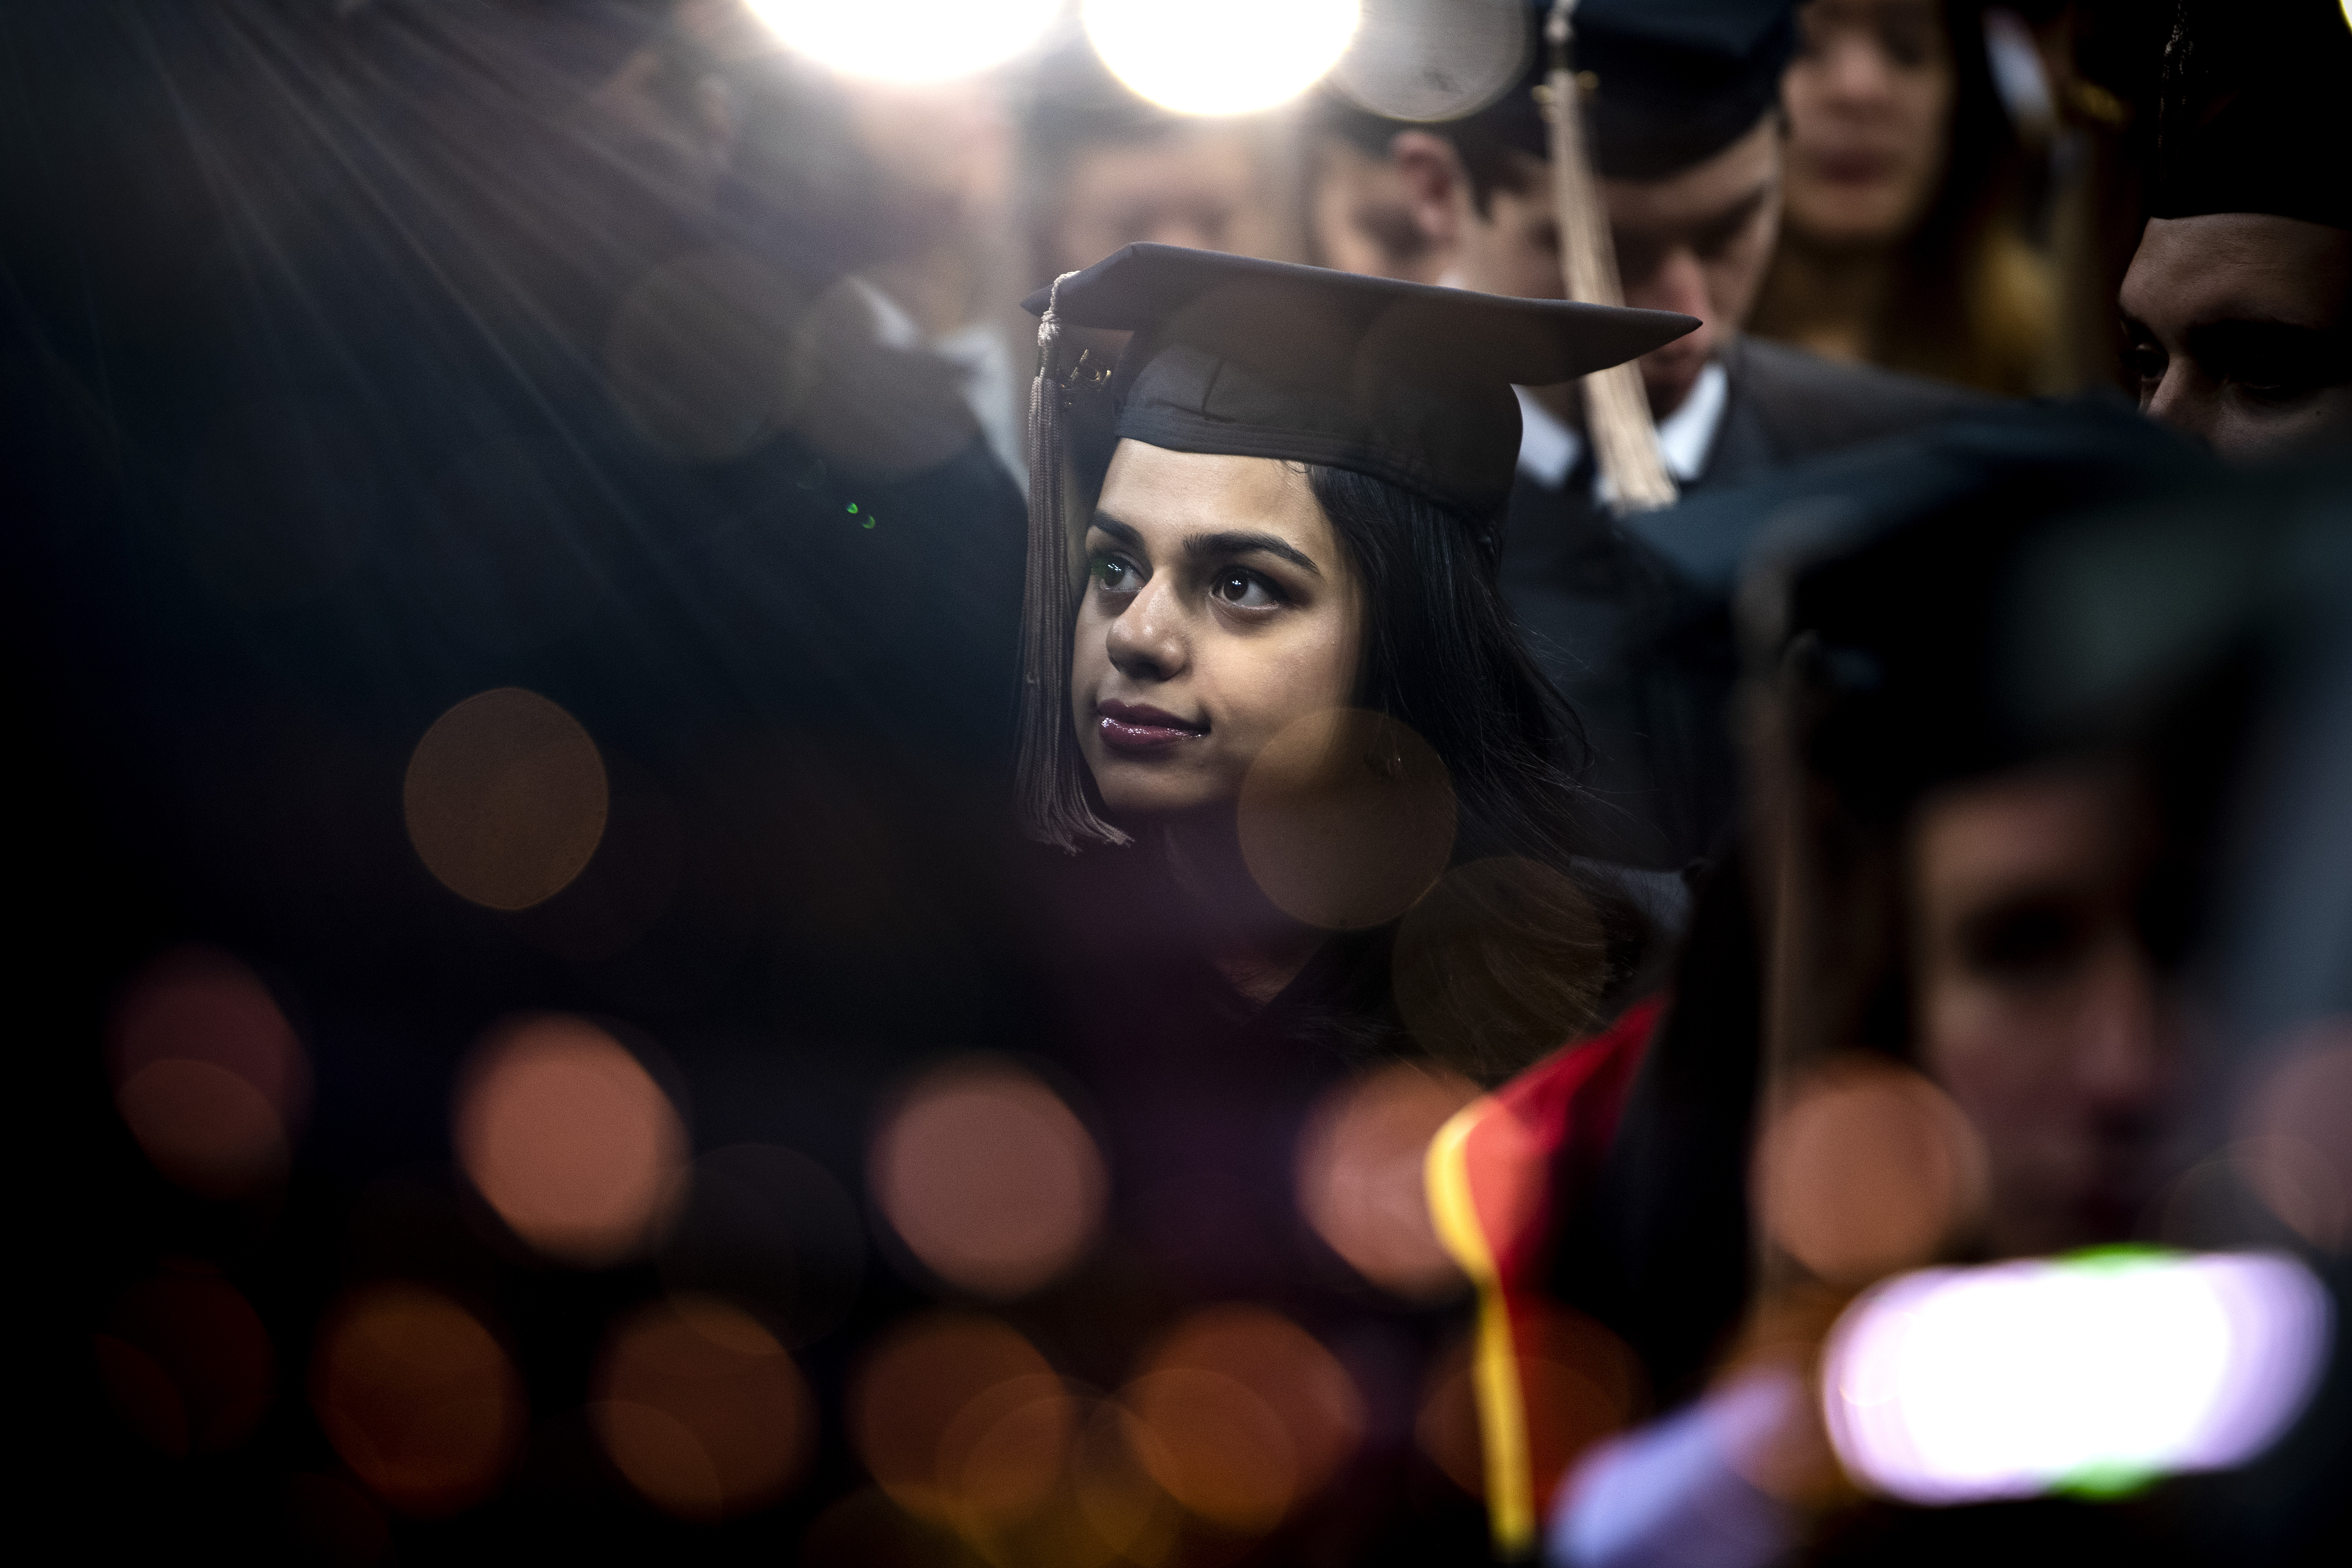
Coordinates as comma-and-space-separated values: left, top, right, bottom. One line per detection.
1021, 41, 1297, 282
2119, 0, 2352, 462
1337, 0, 1979, 868
1302, 92, 1447, 283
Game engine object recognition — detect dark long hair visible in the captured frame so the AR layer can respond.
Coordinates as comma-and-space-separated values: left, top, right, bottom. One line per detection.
1016, 451, 1642, 1080
1751, 0, 2053, 395
1877, 0, 2047, 393
1302, 464, 1592, 867
1308, 465, 1639, 1080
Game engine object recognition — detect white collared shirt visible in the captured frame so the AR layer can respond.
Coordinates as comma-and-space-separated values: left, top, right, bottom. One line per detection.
1514, 358, 1729, 498
849, 275, 1029, 494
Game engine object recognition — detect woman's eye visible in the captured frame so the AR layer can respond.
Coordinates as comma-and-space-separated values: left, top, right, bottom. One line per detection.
1878, 22, 1934, 69
1091, 556, 1138, 593
1211, 570, 1280, 610
2122, 342, 2167, 388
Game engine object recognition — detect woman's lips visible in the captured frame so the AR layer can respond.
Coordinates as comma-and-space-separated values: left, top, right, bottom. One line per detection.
1097, 700, 1206, 754
1805, 148, 1900, 185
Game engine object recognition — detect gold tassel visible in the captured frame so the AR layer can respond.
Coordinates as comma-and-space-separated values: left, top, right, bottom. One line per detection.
1017, 274, 1130, 851
1545, 0, 1677, 514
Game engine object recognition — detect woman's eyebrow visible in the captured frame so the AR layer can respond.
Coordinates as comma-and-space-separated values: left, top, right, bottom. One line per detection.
1088, 513, 1144, 548
1184, 530, 1322, 577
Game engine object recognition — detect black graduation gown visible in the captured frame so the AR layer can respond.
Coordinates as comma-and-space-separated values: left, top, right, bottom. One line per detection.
1499, 336, 1984, 869
1011, 846, 1490, 1565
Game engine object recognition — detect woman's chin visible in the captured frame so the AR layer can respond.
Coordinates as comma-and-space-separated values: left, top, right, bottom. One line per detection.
1094, 784, 1219, 824
1086, 762, 1227, 825
1788, 189, 1915, 250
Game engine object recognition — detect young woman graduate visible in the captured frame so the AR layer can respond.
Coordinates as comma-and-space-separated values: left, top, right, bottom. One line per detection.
1016, 242, 1693, 1067
994, 244, 1690, 1560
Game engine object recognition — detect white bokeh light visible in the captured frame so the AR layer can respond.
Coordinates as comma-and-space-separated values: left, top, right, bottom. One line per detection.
1083, 0, 1361, 116
1824, 1251, 2333, 1504
746, 0, 1062, 83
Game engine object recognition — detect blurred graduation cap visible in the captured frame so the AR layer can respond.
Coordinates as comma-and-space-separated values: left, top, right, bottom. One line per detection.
1482, 0, 1801, 181
2152, 0, 2352, 231
1020, 243, 1690, 515
1710, 400, 2235, 815
1435, 3, 1797, 514
1012, 242, 1694, 848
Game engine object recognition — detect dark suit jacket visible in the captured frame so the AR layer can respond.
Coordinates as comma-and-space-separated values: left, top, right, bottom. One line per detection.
1500, 336, 1984, 868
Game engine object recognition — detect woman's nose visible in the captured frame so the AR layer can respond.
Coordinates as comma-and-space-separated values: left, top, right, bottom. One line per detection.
1824, 32, 1897, 107
1104, 578, 1187, 682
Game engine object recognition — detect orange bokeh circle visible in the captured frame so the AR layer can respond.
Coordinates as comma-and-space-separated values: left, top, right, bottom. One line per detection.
1295, 1061, 1477, 1300
1238, 708, 1455, 931
592, 1296, 813, 1522
849, 1311, 1072, 1530
1118, 1305, 1363, 1535
106, 946, 309, 1200
871, 1060, 1106, 1298
454, 1014, 688, 1266
1754, 1058, 1988, 1285
310, 1284, 526, 1517
403, 687, 608, 911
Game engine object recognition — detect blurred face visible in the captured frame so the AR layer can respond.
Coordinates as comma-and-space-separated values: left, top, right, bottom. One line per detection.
1601, 117, 1785, 416
1050, 126, 1277, 277
1073, 443, 1363, 821
843, 76, 1014, 237
1781, 0, 1954, 247
1452, 118, 1782, 419
1908, 766, 2181, 1258
2119, 215, 2352, 462
1309, 134, 1440, 283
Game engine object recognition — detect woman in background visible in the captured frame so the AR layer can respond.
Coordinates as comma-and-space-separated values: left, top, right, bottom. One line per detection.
1748, 0, 2062, 395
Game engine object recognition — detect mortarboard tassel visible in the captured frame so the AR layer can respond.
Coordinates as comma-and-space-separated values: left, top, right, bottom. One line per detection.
1018, 273, 1132, 851
1544, 0, 1677, 514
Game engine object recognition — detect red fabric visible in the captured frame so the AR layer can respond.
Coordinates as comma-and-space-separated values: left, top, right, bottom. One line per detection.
1454, 994, 1665, 1537
1462, 994, 1665, 1296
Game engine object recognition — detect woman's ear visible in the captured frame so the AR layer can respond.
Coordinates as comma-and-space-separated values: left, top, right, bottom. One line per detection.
1387, 130, 1471, 255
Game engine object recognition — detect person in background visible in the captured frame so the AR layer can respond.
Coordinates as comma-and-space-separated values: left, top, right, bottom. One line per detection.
1425, 403, 2208, 1559
1020, 41, 1298, 283
822, 72, 1034, 487
1540, 430, 2350, 1567
1302, 94, 1447, 283
1747, 0, 2065, 396
591, 5, 1037, 487
1364, 0, 1980, 871
2118, 0, 2352, 462
13, 2, 1040, 1556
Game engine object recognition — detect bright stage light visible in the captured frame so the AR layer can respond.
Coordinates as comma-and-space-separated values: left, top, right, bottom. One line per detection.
1083, 0, 1361, 117
1823, 1250, 2333, 1504
746, 0, 1061, 83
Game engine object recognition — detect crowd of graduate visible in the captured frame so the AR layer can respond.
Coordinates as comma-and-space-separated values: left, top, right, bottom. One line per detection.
8, 1, 2349, 1563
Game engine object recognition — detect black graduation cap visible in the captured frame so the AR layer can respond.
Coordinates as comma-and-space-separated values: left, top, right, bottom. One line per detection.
1011, 243, 1693, 851
1742, 402, 2224, 817
2152, 0, 2352, 231
1473, 0, 1799, 180
1017, 242, 1692, 517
